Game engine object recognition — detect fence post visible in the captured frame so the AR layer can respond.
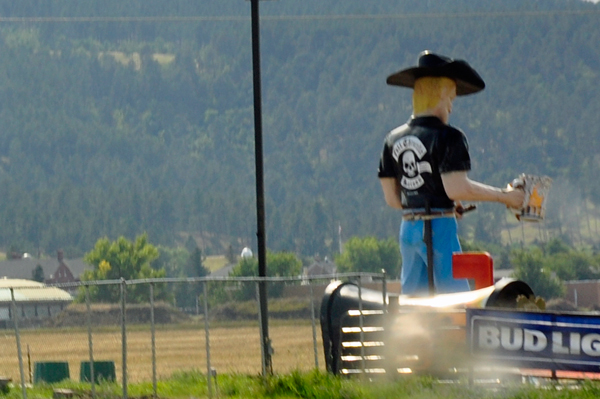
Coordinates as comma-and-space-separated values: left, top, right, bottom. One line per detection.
27, 345, 31, 383
256, 281, 267, 377
149, 283, 157, 399
309, 280, 319, 369
10, 288, 27, 399
381, 269, 387, 312
85, 285, 96, 399
120, 279, 128, 399
203, 281, 213, 398
357, 276, 365, 375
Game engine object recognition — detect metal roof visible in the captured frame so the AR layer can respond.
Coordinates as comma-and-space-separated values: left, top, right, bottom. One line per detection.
0, 278, 73, 303
0, 257, 90, 280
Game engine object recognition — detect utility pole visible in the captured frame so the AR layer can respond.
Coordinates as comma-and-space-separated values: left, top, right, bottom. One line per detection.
249, 0, 272, 375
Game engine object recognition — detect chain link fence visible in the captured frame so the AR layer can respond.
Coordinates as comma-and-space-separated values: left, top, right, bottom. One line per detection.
0, 273, 386, 399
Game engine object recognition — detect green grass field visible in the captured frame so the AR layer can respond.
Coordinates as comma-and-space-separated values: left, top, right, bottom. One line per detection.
5, 369, 600, 399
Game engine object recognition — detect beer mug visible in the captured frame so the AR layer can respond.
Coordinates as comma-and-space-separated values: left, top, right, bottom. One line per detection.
510, 174, 552, 222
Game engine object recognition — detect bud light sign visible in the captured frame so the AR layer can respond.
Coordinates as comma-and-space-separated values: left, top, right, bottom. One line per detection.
467, 309, 600, 372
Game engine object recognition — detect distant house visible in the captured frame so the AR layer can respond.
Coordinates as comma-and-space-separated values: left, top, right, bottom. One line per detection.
45, 250, 78, 283
303, 257, 336, 279
0, 250, 89, 293
564, 280, 600, 309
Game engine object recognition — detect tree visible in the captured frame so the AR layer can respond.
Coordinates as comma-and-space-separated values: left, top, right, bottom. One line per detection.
230, 250, 302, 278
225, 244, 236, 264
510, 248, 564, 300
183, 235, 198, 254
187, 247, 209, 278
151, 245, 194, 309
542, 237, 572, 256
150, 244, 210, 311
152, 245, 189, 278
335, 236, 401, 278
177, 246, 210, 310
79, 234, 170, 303
31, 264, 44, 282
228, 250, 303, 300
545, 251, 600, 282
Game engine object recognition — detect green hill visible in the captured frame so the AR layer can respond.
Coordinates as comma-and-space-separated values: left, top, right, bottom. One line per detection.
0, 0, 598, 257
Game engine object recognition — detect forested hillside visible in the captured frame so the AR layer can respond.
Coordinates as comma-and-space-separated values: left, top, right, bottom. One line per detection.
0, 0, 598, 258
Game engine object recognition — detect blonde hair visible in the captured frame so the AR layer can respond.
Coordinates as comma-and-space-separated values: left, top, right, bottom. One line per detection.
412, 76, 456, 114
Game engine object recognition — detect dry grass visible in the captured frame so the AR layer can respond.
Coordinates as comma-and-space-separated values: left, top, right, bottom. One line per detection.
100, 52, 175, 70
152, 53, 175, 65
203, 255, 229, 273
0, 321, 323, 383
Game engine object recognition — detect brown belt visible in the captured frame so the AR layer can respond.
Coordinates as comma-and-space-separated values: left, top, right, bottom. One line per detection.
402, 210, 455, 221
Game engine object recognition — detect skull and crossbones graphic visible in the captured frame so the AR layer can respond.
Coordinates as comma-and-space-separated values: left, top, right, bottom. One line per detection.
392, 136, 432, 190
402, 151, 418, 178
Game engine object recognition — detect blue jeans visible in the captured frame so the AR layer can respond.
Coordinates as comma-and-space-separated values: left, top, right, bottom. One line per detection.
400, 217, 470, 296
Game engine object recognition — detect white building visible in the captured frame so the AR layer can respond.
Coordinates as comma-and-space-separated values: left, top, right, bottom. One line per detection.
0, 278, 73, 327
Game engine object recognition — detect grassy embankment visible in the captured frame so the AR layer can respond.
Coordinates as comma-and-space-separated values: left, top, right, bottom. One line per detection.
4, 369, 600, 399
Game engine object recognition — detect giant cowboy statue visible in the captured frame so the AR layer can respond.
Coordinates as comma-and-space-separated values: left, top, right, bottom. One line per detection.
378, 51, 525, 296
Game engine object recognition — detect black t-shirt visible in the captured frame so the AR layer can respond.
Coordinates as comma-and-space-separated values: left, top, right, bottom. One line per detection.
378, 116, 471, 209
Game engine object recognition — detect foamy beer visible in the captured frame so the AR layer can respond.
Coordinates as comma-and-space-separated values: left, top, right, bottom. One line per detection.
509, 174, 552, 222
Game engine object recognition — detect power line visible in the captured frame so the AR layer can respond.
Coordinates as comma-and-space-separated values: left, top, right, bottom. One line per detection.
264, 9, 600, 21
0, 16, 248, 23
0, 9, 598, 23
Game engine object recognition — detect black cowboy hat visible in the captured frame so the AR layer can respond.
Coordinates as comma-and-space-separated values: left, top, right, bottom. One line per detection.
386, 51, 485, 96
